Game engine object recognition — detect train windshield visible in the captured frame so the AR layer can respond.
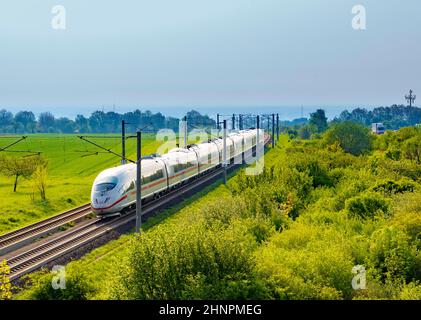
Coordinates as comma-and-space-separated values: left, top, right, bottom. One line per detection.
94, 177, 118, 192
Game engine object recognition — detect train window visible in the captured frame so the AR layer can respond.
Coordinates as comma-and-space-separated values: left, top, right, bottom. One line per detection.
173, 163, 184, 173
142, 169, 164, 184
94, 176, 118, 192
124, 181, 135, 193
95, 182, 117, 192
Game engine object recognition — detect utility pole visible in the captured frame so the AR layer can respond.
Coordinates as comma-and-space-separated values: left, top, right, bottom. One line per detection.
223, 120, 227, 185
181, 116, 188, 148
266, 115, 270, 133
276, 113, 279, 141
232, 114, 235, 130
121, 120, 126, 165
256, 115, 260, 157
272, 114, 275, 148
405, 89, 416, 107
135, 131, 142, 233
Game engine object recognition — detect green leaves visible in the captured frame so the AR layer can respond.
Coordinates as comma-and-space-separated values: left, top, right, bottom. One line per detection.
0, 260, 12, 300
324, 122, 373, 156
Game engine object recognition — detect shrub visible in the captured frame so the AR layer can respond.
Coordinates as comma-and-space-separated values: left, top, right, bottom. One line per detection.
345, 193, 389, 220
291, 156, 333, 188
0, 260, 12, 300
403, 136, 421, 164
255, 226, 355, 300
112, 221, 269, 300
20, 268, 95, 300
372, 180, 414, 196
324, 122, 372, 156
367, 227, 421, 283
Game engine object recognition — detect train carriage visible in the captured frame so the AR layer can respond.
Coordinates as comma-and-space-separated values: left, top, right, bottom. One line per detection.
190, 142, 220, 174
162, 148, 199, 188
212, 137, 235, 163
91, 128, 265, 217
91, 158, 168, 216
228, 133, 245, 164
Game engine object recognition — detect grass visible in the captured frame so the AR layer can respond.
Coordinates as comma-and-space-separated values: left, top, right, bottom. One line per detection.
0, 134, 166, 234
14, 135, 290, 299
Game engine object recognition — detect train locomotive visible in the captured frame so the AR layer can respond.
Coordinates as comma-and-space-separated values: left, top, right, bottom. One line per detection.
90, 129, 264, 217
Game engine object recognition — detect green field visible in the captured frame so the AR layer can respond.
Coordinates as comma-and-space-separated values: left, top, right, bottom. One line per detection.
0, 134, 165, 234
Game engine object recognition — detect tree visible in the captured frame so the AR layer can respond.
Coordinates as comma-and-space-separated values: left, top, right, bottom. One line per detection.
403, 136, 421, 164
309, 109, 328, 133
14, 111, 36, 133
0, 109, 13, 128
38, 112, 55, 132
0, 155, 46, 192
33, 164, 48, 200
299, 124, 317, 140
0, 260, 11, 300
324, 122, 372, 156
55, 117, 76, 133
75, 115, 90, 133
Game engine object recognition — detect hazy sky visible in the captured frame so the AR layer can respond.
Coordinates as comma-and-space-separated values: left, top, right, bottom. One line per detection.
0, 0, 420, 117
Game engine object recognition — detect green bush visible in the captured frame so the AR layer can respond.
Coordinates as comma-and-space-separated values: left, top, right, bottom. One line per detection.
345, 193, 389, 220
21, 268, 95, 300
324, 122, 372, 156
372, 180, 414, 196
367, 227, 421, 283
112, 220, 270, 300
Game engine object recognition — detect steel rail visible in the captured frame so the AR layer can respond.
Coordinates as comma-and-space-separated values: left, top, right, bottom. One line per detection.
0, 204, 92, 256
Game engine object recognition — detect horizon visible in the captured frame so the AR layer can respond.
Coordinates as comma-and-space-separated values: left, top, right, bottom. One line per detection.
0, 104, 411, 121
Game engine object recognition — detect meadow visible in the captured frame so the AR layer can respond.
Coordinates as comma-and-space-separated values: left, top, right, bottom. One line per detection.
0, 133, 164, 234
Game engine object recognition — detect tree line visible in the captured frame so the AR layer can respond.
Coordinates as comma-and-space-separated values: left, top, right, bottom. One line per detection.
0, 109, 216, 134
286, 105, 421, 141
335, 104, 421, 129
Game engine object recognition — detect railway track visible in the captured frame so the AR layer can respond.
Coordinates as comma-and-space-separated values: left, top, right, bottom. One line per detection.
3, 134, 271, 281
0, 203, 93, 256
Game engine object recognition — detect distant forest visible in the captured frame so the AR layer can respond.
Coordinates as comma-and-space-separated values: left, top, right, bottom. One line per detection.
334, 105, 421, 129
0, 109, 215, 134
0, 104, 419, 134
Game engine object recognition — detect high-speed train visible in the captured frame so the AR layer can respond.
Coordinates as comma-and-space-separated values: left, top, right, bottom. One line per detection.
90, 129, 264, 217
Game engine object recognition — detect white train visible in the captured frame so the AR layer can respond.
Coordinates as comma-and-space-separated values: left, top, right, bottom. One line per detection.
91, 129, 264, 217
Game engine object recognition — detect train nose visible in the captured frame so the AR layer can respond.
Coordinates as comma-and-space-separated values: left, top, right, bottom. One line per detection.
93, 195, 111, 207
